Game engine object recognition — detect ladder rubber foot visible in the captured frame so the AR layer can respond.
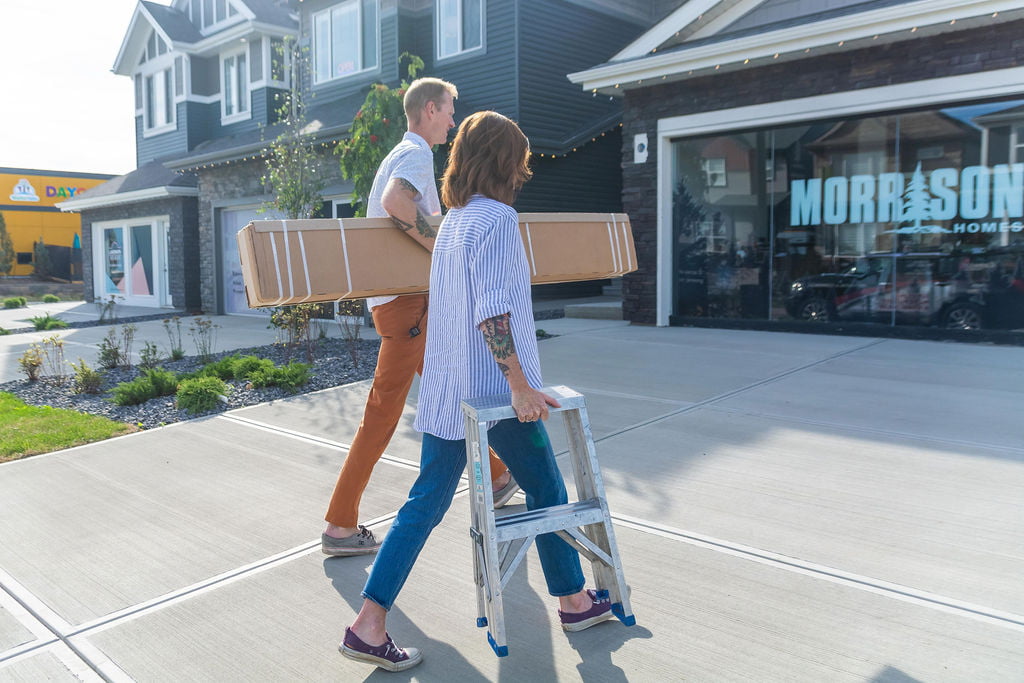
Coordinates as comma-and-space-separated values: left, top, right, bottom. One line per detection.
476, 617, 488, 628
487, 632, 509, 657
611, 604, 635, 626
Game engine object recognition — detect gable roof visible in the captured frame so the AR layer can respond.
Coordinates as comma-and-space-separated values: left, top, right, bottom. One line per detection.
56, 160, 198, 212
113, 0, 297, 75
569, 0, 1023, 94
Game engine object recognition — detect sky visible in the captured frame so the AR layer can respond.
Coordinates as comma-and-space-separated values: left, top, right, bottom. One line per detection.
0, 0, 162, 176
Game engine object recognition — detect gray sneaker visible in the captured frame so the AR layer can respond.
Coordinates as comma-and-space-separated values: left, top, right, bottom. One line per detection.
492, 475, 520, 509
322, 526, 381, 556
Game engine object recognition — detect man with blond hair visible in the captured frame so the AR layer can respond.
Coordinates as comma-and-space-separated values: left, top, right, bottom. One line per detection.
322, 78, 517, 556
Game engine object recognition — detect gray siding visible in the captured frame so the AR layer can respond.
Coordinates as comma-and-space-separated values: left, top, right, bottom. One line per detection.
724, 0, 917, 34
136, 104, 189, 166
516, 129, 623, 213
423, 0, 518, 122
516, 0, 645, 151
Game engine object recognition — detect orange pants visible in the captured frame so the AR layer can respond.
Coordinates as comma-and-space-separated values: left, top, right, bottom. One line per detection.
325, 294, 508, 528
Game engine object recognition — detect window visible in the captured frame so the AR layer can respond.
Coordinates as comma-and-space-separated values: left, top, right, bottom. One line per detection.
270, 38, 288, 84
222, 51, 249, 120
436, 0, 482, 60
701, 158, 727, 187
198, 0, 240, 31
144, 67, 174, 132
312, 0, 379, 84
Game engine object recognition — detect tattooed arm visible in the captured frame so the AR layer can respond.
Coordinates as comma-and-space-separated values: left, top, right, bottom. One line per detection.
479, 313, 560, 422
381, 177, 437, 253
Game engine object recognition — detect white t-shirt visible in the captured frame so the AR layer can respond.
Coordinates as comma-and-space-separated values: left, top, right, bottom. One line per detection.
364, 131, 441, 310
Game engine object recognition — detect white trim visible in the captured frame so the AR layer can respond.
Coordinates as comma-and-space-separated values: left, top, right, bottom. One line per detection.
572, 0, 1022, 92
651, 65, 1024, 327
688, 0, 763, 41
57, 186, 198, 212
658, 66, 1024, 138
613, 0, 723, 62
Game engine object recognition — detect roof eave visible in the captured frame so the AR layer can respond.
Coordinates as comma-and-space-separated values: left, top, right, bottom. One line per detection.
57, 185, 198, 212
570, 0, 1023, 94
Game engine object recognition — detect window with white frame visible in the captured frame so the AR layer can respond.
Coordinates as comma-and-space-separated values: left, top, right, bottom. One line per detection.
221, 50, 249, 121
144, 67, 174, 132
436, 0, 482, 60
312, 0, 379, 84
193, 0, 240, 32
137, 30, 176, 134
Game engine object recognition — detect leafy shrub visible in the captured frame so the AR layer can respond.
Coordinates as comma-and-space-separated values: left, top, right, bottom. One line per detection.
144, 368, 179, 396
138, 341, 162, 370
70, 359, 104, 394
18, 345, 43, 381
194, 354, 240, 380
176, 376, 229, 414
110, 376, 158, 406
96, 329, 121, 369
248, 361, 310, 392
41, 294, 60, 303
3, 296, 26, 309
0, 327, 9, 336
29, 313, 68, 331
231, 355, 274, 380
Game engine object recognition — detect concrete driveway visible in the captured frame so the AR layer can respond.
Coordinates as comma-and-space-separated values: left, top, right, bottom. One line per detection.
1, 318, 1022, 681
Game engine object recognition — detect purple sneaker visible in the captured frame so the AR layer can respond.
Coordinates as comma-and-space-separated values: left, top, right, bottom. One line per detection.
558, 589, 615, 632
340, 627, 422, 672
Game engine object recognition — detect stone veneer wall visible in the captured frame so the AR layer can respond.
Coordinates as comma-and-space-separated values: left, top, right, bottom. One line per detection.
195, 152, 343, 314
79, 196, 200, 310
620, 19, 1024, 324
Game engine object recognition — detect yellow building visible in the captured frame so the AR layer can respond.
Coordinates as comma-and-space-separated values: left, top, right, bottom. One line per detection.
1, 168, 114, 277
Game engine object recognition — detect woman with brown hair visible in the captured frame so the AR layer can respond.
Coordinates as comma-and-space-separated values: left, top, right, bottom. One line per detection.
340, 111, 614, 672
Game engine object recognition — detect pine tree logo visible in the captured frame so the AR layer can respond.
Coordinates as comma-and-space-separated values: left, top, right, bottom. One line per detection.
887, 162, 950, 234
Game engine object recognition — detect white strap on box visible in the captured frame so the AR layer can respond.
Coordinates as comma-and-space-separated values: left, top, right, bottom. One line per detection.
523, 222, 538, 276
332, 218, 355, 305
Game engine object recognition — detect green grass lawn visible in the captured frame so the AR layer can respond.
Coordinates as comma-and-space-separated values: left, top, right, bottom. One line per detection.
0, 392, 137, 462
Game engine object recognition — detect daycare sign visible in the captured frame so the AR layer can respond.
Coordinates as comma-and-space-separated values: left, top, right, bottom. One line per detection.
790, 162, 1024, 235
2, 171, 106, 209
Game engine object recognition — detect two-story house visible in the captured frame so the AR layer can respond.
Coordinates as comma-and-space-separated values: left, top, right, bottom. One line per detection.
62, 0, 684, 316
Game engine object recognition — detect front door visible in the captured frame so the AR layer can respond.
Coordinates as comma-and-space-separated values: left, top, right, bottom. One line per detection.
94, 220, 164, 306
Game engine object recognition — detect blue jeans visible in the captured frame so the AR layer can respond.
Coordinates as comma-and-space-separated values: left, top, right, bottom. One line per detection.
362, 418, 585, 610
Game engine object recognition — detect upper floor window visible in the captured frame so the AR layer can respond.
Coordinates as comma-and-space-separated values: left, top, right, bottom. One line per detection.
191, 0, 240, 32
313, 0, 379, 84
221, 49, 249, 122
144, 68, 174, 133
436, 0, 482, 60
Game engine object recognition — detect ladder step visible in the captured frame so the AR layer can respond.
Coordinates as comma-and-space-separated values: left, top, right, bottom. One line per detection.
494, 499, 606, 543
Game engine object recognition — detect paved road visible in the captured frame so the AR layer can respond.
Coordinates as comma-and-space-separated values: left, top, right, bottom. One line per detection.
1, 317, 1022, 681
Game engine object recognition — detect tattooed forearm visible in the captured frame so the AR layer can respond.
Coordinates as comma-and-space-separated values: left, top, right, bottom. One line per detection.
415, 211, 438, 238
480, 314, 515, 361
397, 178, 421, 198
390, 210, 438, 238
391, 215, 415, 233
496, 361, 510, 377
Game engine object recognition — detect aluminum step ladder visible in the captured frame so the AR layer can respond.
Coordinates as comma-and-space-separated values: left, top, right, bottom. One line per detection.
461, 385, 635, 657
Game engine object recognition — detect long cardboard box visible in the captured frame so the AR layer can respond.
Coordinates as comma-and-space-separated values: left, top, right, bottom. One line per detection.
237, 213, 635, 308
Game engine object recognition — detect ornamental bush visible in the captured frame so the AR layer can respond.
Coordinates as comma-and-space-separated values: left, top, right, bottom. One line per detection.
338, 53, 424, 216
176, 376, 229, 415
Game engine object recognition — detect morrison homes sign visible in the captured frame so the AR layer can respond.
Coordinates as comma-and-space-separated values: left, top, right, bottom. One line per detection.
790, 162, 1024, 234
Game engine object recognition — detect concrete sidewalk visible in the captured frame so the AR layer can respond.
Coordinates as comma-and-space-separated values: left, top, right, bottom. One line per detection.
1, 318, 1022, 681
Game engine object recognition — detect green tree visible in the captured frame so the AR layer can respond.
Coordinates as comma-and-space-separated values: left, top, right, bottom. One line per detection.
33, 238, 52, 279
0, 213, 13, 276
337, 53, 424, 217
261, 38, 325, 220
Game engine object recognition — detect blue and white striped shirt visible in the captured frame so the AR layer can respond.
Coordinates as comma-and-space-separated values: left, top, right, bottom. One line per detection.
414, 195, 542, 440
